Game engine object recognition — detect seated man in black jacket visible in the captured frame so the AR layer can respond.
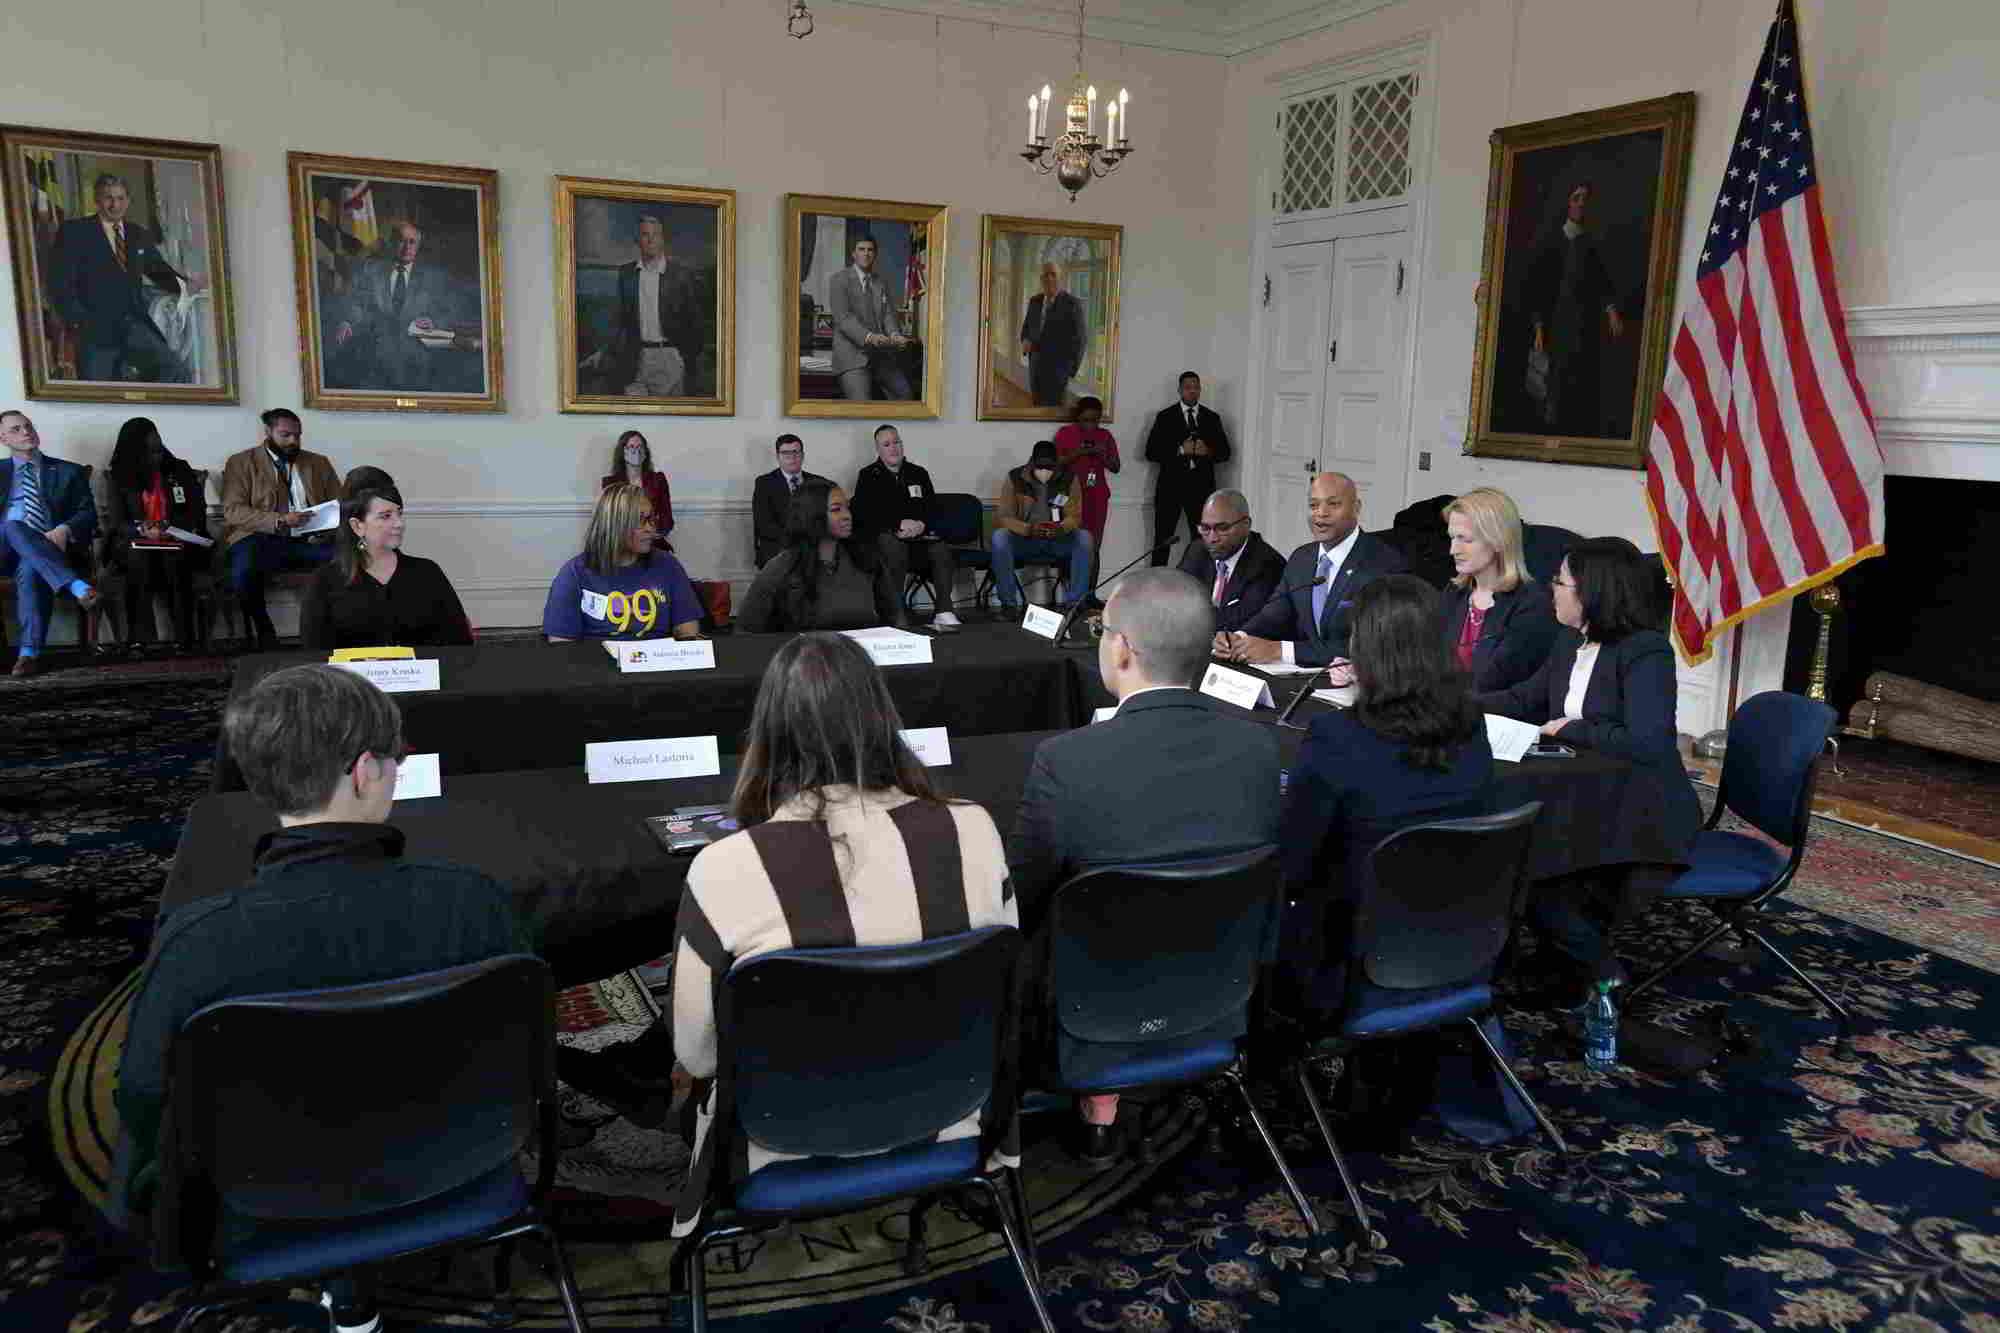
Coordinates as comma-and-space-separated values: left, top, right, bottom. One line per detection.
111, 664, 529, 1333
849, 424, 960, 627
1177, 487, 1284, 634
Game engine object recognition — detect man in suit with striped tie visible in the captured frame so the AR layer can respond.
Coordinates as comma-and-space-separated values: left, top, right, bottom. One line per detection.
1, 411, 101, 677
826, 236, 915, 401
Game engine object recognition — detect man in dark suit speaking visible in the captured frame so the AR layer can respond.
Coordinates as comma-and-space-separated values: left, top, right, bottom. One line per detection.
1019, 261, 1085, 407
1220, 471, 1407, 684
1178, 487, 1284, 634
49, 173, 198, 383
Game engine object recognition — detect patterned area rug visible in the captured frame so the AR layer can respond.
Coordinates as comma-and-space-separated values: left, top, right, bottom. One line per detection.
7, 677, 2000, 1332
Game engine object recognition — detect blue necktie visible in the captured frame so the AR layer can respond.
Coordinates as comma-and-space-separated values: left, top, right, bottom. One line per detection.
18, 459, 47, 532
1310, 548, 1334, 631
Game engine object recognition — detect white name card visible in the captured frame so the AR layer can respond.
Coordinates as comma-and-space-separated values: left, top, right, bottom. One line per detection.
899, 726, 953, 767
606, 638, 717, 672
1484, 713, 1541, 764
1020, 605, 1065, 640
333, 658, 441, 694
1092, 705, 1119, 723
585, 735, 722, 785
1200, 663, 1274, 711
392, 752, 442, 801
580, 589, 610, 621
839, 627, 934, 666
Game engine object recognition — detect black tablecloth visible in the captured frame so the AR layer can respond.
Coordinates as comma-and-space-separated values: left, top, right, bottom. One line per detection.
166, 728, 1673, 989
212, 625, 1082, 792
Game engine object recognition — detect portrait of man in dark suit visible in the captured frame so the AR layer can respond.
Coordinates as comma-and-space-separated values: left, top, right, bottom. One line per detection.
48, 172, 202, 384
329, 220, 472, 393
978, 217, 1120, 422
1019, 260, 1085, 407
580, 213, 714, 399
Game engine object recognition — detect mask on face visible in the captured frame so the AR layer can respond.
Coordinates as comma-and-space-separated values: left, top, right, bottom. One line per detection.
623, 447, 646, 466
1032, 466, 1054, 483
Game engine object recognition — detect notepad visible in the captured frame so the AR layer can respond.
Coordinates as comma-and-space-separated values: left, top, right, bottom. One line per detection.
330, 646, 415, 661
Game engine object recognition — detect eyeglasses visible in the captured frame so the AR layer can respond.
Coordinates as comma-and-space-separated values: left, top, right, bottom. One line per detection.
1551, 578, 1578, 589
1086, 616, 1115, 640
1195, 517, 1248, 536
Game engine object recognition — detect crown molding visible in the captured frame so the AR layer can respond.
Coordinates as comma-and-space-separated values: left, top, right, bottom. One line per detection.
822, 0, 1408, 58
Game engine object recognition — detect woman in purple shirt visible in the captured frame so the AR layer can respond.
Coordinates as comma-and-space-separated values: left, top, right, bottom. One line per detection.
543, 484, 704, 641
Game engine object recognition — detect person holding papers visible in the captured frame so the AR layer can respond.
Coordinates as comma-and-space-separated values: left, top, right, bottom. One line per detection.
220, 408, 341, 651
542, 483, 703, 643
738, 479, 905, 633
105, 416, 207, 654
1439, 487, 1557, 693
300, 487, 473, 651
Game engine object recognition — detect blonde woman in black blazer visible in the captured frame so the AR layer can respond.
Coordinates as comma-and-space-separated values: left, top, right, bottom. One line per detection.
1439, 487, 1558, 693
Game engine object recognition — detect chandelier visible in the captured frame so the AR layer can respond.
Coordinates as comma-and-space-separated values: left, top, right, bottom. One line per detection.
1021, 0, 1132, 200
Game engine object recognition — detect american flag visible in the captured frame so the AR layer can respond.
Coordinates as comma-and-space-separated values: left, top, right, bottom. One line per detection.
1645, 0, 1883, 666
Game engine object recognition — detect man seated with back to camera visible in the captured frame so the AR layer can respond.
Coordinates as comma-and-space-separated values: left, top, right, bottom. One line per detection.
990, 440, 1094, 621
1006, 568, 1281, 1163
110, 664, 530, 1333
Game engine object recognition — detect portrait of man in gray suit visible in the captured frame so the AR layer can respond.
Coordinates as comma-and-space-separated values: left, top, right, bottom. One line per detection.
826, 236, 914, 402
329, 220, 473, 393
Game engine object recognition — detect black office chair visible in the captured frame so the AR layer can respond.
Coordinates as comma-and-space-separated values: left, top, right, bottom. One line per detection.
1284, 804, 1569, 1257
157, 955, 590, 1333
1033, 847, 1323, 1238
907, 491, 985, 616
672, 925, 1053, 1333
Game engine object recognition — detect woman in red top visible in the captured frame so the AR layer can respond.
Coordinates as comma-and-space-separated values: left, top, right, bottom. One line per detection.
601, 430, 675, 551
105, 417, 210, 653
1052, 396, 1120, 557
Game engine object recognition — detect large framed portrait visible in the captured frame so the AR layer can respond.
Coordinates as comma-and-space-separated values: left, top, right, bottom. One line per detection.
782, 193, 946, 419
555, 176, 734, 416
1466, 93, 1696, 469
977, 214, 1123, 422
1, 124, 238, 404
287, 151, 503, 413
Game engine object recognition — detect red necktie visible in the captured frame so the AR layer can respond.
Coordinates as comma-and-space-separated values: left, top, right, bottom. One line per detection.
1213, 561, 1228, 607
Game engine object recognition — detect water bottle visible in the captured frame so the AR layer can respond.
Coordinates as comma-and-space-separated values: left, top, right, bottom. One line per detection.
1584, 980, 1619, 1071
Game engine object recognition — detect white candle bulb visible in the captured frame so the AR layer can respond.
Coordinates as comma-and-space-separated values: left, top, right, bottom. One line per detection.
1119, 88, 1130, 142
1106, 100, 1118, 143
1028, 94, 1038, 142
1087, 85, 1098, 137
1040, 84, 1053, 138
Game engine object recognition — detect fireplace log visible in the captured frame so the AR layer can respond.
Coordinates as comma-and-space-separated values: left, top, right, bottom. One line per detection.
1849, 672, 2000, 764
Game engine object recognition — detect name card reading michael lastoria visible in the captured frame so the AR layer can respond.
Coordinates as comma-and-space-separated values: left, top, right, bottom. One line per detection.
332, 658, 441, 694
603, 639, 718, 672
898, 726, 952, 766
1200, 662, 1273, 711
839, 626, 934, 665
1019, 605, 1065, 640
585, 735, 722, 785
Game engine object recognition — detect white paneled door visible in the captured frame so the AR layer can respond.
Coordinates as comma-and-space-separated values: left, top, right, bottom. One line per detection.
1260, 243, 1335, 554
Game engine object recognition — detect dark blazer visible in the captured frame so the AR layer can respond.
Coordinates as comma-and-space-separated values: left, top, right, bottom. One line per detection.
1019, 290, 1085, 377
1144, 401, 1233, 497
606, 259, 710, 393
50, 215, 183, 349
1441, 579, 1559, 693
850, 459, 937, 539
752, 468, 828, 567
1179, 532, 1285, 634
300, 554, 475, 651
1236, 531, 1409, 667
0, 453, 98, 544
1005, 689, 1281, 928
1476, 628, 1701, 859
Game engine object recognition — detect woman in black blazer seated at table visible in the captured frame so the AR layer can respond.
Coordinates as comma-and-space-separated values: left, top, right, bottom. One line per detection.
104, 417, 209, 653
736, 478, 907, 633
1476, 537, 1700, 994
300, 487, 475, 650
1440, 487, 1556, 693
1278, 574, 1495, 1018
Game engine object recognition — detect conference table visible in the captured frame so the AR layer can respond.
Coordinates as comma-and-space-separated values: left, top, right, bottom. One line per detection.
211, 625, 1084, 793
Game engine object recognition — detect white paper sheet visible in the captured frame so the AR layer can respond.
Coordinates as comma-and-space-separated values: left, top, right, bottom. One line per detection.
392, 752, 442, 801
1484, 713, 1542, 763
294, 499, 340, 535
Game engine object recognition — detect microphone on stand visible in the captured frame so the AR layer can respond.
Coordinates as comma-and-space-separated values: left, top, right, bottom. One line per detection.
1051, 536, 1182, 649
1274, 663, 1332, 729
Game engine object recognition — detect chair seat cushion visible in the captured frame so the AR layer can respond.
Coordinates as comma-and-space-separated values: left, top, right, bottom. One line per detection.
1051, 1039, 1238, 1094
219, 1162, 529, 1284
1663, 830, 1786, 899
1340, 982, 1492, 1038
734, 1137, 981, 1217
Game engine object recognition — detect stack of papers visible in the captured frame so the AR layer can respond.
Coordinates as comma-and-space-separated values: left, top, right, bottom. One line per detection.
295, 500, 340, 534
1310, 683, 1358, 708
1484, 713, 1541, 763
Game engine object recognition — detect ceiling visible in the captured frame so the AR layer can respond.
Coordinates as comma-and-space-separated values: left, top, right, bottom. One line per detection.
829, 0, 1404, 57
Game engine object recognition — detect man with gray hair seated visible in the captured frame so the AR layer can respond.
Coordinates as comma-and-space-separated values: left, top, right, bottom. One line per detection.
1006, 567, 1282, 1164
1176, 488, 1285, 634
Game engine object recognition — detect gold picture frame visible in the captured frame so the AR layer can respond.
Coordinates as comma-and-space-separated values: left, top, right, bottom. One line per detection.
1, 123, 240, 404
287, 150, 504, 413
1466, 92, 1696, 469
977, 214, 1123, 422
782, 193, 947, 419
554, 175, 735, 416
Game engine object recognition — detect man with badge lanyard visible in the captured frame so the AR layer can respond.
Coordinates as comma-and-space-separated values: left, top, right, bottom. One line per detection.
848, 425, 960, 627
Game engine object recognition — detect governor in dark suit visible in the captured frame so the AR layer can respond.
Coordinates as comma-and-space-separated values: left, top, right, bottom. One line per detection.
1177, 487, 1284, 634
586, 214, 711, 398
827, 236, 914, 401
49, 174, 194, 383
752, 434, 827, 567
1225, 472, 1408, 675
1144, 372, 1232, 561
1019, 262, 1086, 407
332, 221, 465, 392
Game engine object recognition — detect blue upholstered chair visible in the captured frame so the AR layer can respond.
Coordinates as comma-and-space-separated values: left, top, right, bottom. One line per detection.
158, 954, 590, 1333
1284, 804, 1569, 1257
1032, 847, 1324, 1238
902, 491, 981, 616
670, 925, 1053, 1333
1622, 690, 1847, 1042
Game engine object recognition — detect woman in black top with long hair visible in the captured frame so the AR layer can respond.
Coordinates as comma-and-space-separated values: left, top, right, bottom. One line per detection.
737, 479, 906, 633
300, 487, 473, 650
105, 417, 208, 652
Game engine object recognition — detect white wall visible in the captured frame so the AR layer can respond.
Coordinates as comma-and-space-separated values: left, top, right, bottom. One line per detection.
0, 0, 1234, 632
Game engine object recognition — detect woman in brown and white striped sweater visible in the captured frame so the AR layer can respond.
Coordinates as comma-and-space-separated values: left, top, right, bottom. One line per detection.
669, 632, 1018, 1236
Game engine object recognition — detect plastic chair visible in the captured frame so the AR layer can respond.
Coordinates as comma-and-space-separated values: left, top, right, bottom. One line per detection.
1623, 691, 1848, 1042
1520, 523, 1581, 583
158, 955, 590, 1333
672, 925, 1053, 1333
1284, 803, 1568, 1257
907, 491, 985, 615
1033, 847, 1323, 1237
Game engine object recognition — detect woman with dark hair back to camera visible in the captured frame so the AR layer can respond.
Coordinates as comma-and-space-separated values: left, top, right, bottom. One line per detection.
105, 417, 208, 653
736, 478, 906, 633
601, 430, 674, 550
666, 631, 1017, 1236
1477, 537, 1699, 1001
300, 487, 473, 650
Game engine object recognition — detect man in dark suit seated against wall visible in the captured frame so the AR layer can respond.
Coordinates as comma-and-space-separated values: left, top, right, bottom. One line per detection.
1007, 568, 1281, 1161
1177, 487, 1284, 635
49, 172, 200, 383
1218, 470, 1408, 687
752, 434, 827, 567
1, 410, 101, 678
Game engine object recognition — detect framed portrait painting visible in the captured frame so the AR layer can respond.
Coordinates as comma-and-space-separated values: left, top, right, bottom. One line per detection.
555, 175, 735, 415
287, 151, 503, 413
977, 215, 1122, 422
1, 124, 239, 404
782, 194, 946, 420
1466, 92, 1696, 469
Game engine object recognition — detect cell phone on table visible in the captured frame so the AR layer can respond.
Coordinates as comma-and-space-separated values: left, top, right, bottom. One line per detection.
1527, 741, 1576, 758
645, 812, 741, 854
